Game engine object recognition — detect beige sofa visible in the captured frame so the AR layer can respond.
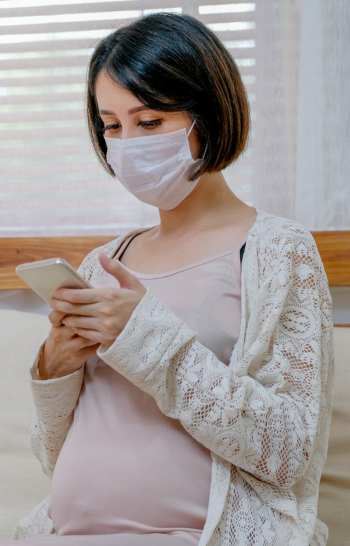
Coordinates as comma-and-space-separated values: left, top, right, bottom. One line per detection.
0, 310, 349, 544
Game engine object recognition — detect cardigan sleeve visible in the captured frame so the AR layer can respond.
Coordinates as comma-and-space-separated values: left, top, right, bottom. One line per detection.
27, 249, 112, 478
29, 337, 84, 478
96, 230, 334, 490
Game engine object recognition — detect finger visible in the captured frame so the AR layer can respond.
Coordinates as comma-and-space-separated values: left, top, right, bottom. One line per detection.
50, 299, 98, 316
72, 328, 116, 345
80, 344, 100, 361
98, 252, 144, 291
48, 309, 67, 326
53, 287, 105, 305
78, 337, 101, 348
70, 327, 108, 344
71, 334, 100, 349
62, 315, 100, 330
60, 324, 83, 340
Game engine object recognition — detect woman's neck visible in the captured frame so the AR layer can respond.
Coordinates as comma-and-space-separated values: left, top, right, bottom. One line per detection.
155, 170, 255, 239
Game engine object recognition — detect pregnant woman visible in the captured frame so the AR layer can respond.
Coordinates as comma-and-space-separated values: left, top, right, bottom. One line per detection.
9, 12, 334, 546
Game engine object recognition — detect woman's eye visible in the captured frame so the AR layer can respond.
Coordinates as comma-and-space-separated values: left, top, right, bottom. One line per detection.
138, 119, 163, 128
103, 123, 120, 134
102, 119, 163, 135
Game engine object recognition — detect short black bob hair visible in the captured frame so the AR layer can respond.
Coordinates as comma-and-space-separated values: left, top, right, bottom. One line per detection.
87, 12, 250, 182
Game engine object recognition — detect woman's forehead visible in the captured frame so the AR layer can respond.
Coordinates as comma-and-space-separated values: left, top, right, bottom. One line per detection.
95, 72, 136, 107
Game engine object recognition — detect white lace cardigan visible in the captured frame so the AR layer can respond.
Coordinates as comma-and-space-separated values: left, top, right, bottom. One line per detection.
13, 210, 335, 546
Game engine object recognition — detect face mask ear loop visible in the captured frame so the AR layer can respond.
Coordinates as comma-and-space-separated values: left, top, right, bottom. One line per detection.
187, 119, 196, 137
201, 142, 208, 160
187, 120, 207, 160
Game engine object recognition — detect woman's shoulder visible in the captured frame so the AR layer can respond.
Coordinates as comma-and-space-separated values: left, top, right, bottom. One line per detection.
245, 209, 326, 280
250, 209, 315, 246
77, 226, 155, 285
246, 210, 326, 285
77, 234, 126, 285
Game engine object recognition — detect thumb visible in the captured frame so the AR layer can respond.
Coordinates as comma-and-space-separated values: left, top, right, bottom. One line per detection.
98, 251, 141, 290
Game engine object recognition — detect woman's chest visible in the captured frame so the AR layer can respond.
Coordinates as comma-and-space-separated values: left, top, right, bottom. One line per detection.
119, 225, 249, 275
97, 250, 242, 366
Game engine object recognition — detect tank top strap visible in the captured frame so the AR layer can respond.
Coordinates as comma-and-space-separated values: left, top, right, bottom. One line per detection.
113, 233, 140, 261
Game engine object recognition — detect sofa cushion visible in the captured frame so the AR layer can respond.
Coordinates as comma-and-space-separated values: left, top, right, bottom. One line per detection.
317, 327, 350, 546
0, 310, 51, 540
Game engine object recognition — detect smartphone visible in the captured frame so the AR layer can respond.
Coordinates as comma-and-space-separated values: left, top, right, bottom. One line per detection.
16, 258, 93, 304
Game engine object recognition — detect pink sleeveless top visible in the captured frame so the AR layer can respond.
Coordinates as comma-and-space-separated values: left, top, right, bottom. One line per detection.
48, 232, 247, 538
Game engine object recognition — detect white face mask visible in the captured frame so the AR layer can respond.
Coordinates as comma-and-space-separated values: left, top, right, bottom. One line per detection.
105, 120, 206, 210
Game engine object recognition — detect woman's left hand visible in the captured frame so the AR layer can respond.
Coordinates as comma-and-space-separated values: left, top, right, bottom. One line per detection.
49, 252, 147, 349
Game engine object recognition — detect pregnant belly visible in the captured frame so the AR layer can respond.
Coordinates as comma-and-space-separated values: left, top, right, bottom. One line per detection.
48, 358, 212, 536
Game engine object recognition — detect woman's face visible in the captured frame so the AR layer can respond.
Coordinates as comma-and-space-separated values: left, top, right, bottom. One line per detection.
95, 71, 201, 160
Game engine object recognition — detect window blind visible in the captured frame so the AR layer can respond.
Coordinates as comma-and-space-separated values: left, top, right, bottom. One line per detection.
0, 1, 256, 237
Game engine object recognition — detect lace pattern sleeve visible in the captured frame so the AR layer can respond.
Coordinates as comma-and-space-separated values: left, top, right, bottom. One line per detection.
28, 336, 85, 478
27, 240, 123, 478
97, 229, 334, 490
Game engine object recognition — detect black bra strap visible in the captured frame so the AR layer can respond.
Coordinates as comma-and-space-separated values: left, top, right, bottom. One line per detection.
114, 235, 246, 264
115, 233, 141, 261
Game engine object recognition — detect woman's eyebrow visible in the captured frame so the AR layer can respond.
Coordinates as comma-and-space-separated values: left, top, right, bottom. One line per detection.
99, 106, 151, 116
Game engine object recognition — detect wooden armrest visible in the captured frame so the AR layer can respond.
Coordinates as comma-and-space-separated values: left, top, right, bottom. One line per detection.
0, 231, 349, 289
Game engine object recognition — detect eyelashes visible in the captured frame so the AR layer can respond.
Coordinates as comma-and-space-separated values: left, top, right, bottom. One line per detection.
101, 119, 163, 134
139, 119, 163, 128
101, 123, 119, 134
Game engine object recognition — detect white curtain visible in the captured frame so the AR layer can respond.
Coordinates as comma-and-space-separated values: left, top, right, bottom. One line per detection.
0, 0, 349, 236
252, 0, 301, 221
295, 0, 350, 230
244, 0, 350, 230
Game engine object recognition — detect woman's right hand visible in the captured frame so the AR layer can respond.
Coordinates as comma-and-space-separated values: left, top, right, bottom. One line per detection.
38, 310, 100, 380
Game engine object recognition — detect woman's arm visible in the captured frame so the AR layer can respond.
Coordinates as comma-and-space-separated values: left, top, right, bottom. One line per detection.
97, 231, 334, 490
27, 245, 112, 478
29, 339, 84, 478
